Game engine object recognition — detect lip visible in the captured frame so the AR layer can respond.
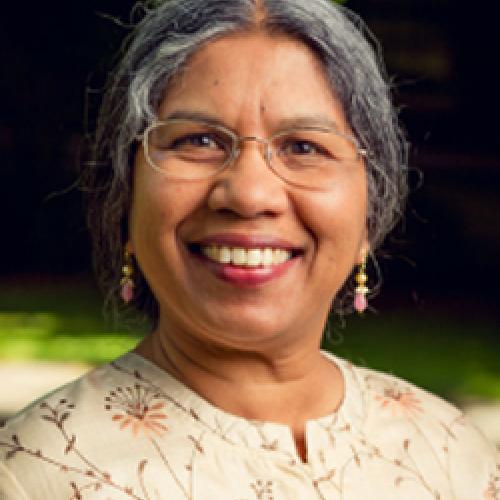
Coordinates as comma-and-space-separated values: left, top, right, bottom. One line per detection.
185, 233, 303, 287
200, 257, 298, 286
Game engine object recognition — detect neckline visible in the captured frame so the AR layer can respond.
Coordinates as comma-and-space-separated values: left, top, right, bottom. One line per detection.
120, 350, 363, 432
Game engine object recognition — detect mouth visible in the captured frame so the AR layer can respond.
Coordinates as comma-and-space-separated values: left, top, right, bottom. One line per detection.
186, 235, 304, 286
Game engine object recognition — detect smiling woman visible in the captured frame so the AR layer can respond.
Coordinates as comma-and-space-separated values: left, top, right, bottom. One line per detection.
1, 0, 498, 499
129, 33, 369, 348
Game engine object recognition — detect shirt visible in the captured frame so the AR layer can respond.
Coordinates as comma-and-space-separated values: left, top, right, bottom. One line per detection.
1, 351, 498, 499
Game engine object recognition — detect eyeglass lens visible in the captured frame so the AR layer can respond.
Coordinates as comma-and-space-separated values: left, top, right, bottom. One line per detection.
145, 119, 361, 187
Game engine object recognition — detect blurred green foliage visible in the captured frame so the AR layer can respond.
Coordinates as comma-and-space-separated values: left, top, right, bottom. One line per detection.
0, 312, 139, 364
0, 281, 144, 364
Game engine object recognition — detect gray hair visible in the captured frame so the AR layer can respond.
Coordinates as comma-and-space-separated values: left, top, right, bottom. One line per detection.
83, 0, 408, 326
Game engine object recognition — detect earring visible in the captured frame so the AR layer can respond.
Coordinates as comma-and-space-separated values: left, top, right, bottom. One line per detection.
120, 248, 135, 304
354, 258, 369, 314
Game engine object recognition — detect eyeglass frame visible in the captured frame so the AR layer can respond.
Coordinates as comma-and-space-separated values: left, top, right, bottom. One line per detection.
139, 118, 368, 188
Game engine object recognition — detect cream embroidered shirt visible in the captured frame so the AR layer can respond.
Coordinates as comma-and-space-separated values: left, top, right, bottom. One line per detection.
0, 351, 498, 499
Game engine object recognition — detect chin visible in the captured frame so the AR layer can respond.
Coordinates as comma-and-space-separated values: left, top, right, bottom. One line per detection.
199, 311, 296, 348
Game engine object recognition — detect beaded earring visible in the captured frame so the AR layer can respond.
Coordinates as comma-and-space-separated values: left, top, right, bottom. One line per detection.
120, 248, 135, 304
354, 258, 369, 314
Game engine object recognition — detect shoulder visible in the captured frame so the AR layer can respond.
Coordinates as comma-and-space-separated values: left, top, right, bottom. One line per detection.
0, 352, 175, 498
343, 359, 500, 498
1, 355, 131, 435
350, 362, 464, 423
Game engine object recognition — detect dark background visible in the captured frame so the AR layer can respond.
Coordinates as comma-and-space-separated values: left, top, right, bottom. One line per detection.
1, 0, 499, 323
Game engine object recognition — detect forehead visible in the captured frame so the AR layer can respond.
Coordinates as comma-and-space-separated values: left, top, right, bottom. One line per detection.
158, 32, 348, 131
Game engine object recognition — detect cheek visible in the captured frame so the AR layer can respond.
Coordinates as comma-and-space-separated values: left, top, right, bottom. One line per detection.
129, 166, 208, 249
298, 186, 366, 240
296, 170, 367, 289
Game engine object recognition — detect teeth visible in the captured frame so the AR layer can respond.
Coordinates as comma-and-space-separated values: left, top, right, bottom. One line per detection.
273, 249, 288, 264
246, 249, 262, 267
262, 248, 274, 266
209, 246, 218, 260
232, 248, 247, 266
219, 246, 231, 264
201, 246, 293, 267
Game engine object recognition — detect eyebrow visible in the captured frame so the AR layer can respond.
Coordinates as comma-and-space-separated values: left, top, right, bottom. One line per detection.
163, 110, 226, 128
161, 110, 343, 132
277, 115, 342, 131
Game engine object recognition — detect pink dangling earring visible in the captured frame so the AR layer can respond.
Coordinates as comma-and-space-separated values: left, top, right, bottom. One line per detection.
354, 258, 369, 314
120, 248, 135, 304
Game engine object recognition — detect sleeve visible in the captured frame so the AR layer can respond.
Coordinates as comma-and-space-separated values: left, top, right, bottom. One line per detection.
0, 462, 30, 500
448, 417, 499, 500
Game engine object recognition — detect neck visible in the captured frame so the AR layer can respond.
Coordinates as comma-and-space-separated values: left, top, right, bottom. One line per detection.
134, 319, 344, 461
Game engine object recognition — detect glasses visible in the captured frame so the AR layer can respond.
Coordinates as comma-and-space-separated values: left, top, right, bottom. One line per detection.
141, 118, 366, 189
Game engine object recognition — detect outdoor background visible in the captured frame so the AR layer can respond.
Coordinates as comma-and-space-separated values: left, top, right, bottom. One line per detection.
1, 0, 499, 441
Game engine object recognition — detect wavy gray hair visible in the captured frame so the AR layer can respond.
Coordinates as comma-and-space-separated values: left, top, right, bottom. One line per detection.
83, 0, 408, 326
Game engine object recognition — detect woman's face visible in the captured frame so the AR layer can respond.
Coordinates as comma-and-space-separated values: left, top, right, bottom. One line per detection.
130, 33, 368, 350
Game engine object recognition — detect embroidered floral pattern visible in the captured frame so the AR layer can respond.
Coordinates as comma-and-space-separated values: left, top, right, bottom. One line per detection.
374, 386, 423, 416
0, 399, 144, 499
0, 353, 498, 500
0, 375, 200, 499
250, 479, 274, 500
105, 384, 168, 437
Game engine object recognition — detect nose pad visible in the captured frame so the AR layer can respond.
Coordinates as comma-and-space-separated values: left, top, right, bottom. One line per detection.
265, 146, 273, 163
261, 141, 273, 165
232, 136, 272, 172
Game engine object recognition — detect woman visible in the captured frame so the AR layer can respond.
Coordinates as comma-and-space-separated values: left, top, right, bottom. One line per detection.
1, 0, 498, 498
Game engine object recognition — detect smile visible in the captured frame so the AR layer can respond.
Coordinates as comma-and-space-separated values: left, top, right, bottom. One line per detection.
186, 236, 303, 286
201, 246, 292, 267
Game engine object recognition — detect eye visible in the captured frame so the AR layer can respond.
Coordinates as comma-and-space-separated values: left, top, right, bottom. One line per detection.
170, 133, 223, 150
280, 138, 329, 157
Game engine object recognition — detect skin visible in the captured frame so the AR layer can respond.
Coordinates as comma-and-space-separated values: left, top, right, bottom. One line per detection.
131, 32, 369, 462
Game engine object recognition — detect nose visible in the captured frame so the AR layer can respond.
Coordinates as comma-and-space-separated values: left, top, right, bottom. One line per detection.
206, 138, 289, 218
